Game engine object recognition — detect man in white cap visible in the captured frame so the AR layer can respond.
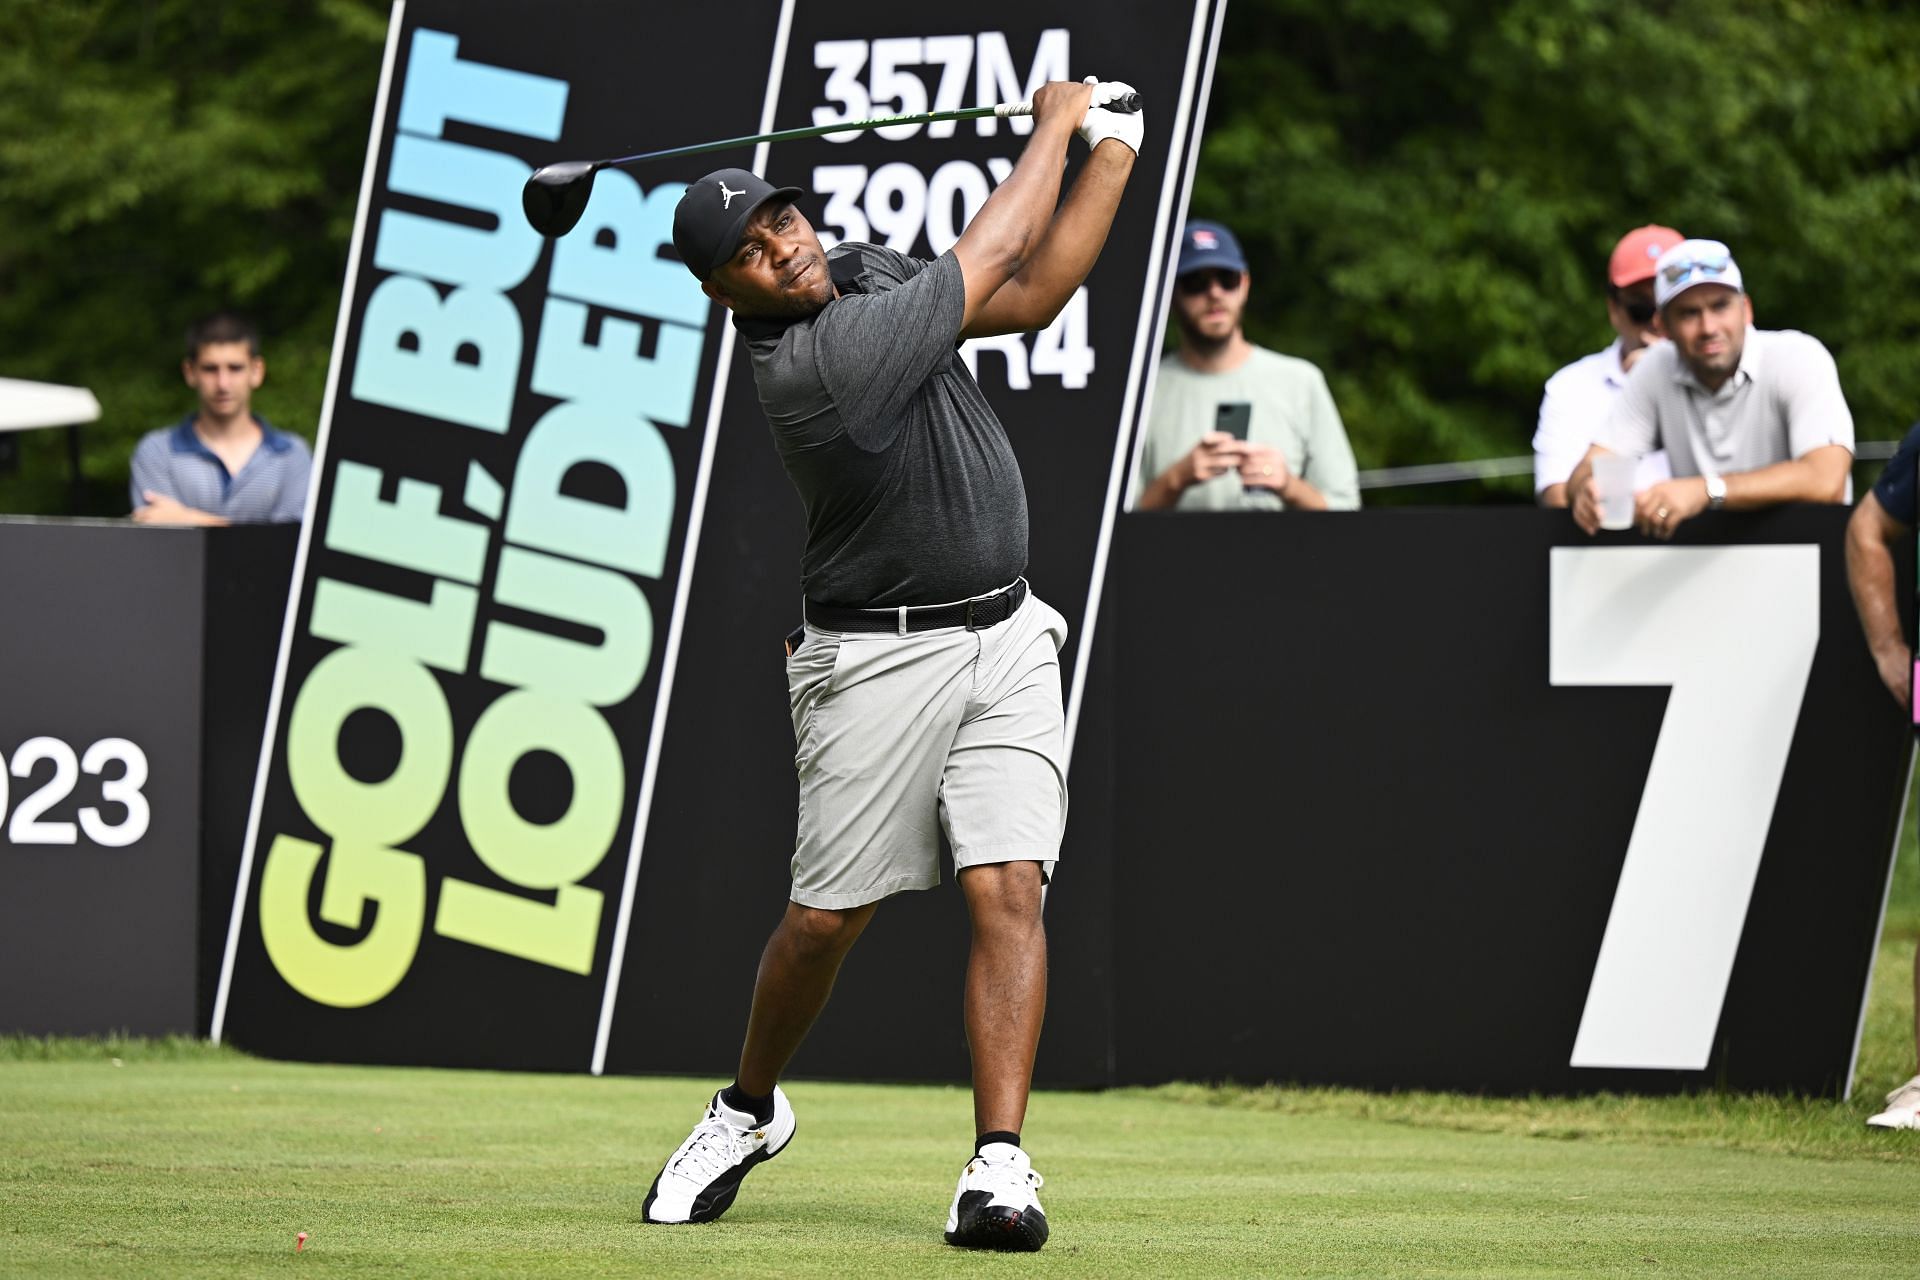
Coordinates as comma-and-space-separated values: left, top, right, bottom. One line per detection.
1566, 238, 1854, 537
1532, 225, 1682, 507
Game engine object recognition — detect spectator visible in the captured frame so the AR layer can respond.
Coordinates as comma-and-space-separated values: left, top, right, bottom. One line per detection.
1533, 225, 1682, 506
1567, 239, 1853, 538
129, 312, 311, 525
1134, 221, 1359, 511
1845, 420, 1920, 1131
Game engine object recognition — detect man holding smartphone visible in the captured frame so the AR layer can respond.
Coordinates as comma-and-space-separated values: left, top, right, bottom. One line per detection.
1133, 220, 1359, 511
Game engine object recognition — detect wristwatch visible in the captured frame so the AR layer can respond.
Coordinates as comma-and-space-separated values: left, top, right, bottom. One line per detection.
1705, 474, 1728, 509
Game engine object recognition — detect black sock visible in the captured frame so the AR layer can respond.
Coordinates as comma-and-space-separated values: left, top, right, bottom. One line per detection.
719, 1082, 775, 1126
975, 1130, 1021, 1154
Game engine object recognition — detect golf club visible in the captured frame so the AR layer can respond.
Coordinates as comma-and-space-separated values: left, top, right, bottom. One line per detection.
523, 92, 1144, 238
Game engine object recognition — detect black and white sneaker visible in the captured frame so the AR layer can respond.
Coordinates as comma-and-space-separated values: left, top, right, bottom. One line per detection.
944, 1141, 1048, 1251
642, 1087, 795, 1224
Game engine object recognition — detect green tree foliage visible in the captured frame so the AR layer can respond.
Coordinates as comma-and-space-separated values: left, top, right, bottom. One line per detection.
1, 2, 1915, 511
1196, 0, 1920, 501
0, 0, 386, 513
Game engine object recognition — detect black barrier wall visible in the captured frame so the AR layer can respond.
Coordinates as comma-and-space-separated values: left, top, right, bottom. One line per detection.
11, 508, 1902, 1099
0, 522, 294, 1039
1111, 508, 1912, 1097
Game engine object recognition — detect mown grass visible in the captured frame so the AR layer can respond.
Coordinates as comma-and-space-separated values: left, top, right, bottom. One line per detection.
0, 1034, 242, 1064
4, 1054, 1919, 1278
4, 777, 1916, 1277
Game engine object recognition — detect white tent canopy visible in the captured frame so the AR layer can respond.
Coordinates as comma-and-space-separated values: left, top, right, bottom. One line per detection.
0, 378, 101, 433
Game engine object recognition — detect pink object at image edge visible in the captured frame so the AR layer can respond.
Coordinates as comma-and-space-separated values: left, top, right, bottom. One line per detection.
1912, 663, 1918, 725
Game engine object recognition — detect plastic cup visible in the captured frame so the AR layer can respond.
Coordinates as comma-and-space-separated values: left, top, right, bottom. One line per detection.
1591, 454, 1638, 531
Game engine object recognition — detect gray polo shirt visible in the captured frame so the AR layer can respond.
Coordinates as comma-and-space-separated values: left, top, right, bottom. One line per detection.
1601, 328, 1854, 478
737, 242, 1027, 608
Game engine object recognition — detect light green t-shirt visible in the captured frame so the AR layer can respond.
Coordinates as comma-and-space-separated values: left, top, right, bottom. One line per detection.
1135, 347, 1360, 511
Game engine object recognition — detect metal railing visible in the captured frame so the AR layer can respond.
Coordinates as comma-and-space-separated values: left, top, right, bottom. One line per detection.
1357, 439, 1900, 491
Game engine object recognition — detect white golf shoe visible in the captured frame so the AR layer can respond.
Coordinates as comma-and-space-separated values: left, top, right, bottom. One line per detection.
944, 1141, 1048, 1251
1866, 1073, 1920, 1130
642, 1086, 795, 1223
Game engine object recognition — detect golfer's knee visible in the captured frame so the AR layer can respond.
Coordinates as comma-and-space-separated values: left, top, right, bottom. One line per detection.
779, 902, 868, 959
962, 861, 1045, 929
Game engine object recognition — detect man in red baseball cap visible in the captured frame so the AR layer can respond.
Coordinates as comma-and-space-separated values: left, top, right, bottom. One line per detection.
1531, 225, 1683, 506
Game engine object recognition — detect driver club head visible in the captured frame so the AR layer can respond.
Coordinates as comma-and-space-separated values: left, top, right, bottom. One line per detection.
522, 160, 601, 237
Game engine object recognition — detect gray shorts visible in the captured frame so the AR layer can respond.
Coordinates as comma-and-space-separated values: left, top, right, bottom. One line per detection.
782, 587, 1070, 909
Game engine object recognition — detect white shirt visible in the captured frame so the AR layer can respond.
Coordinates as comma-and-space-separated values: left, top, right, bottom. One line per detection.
1533, 339, 1671, 493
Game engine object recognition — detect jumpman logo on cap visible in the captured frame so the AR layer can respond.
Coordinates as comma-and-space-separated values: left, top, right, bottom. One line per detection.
718, 181, 746, 210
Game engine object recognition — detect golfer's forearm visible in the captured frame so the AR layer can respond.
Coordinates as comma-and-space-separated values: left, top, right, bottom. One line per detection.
999, 144, 1135, 323
955, 117, 1076, 293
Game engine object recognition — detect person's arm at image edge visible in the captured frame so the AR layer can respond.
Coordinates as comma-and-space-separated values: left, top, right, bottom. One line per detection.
1846, 490, 1913, 707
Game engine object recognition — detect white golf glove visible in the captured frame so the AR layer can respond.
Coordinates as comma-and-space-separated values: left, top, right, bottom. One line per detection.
1077, 77, 1144, 156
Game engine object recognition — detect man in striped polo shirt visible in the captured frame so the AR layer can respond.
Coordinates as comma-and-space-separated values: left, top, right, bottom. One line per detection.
129, 312, 312, 525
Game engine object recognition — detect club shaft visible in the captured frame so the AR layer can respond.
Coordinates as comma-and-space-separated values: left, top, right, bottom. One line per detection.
599, 94, 1140, 170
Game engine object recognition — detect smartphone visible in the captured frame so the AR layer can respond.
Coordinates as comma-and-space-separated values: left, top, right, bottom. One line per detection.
1215, 401, 1252, 441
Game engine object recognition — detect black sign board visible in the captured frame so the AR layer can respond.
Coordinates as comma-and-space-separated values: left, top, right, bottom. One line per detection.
1111, 508, 1912, 1097
0, 521, 351, 1040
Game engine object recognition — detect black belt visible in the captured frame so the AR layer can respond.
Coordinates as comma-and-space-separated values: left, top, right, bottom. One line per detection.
806, 579, 1027, 634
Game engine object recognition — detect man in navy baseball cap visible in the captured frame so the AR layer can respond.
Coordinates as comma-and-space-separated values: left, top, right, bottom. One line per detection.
1135, 219, 1360, 512
1174, 219, 1248, 278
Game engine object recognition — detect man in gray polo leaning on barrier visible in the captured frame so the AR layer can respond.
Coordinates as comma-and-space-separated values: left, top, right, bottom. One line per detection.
1565, 238, 1853, 537
636, 77, 1140, 1252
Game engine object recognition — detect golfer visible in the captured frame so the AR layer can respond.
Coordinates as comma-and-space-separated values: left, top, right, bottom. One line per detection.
643, 78, 1140, 1251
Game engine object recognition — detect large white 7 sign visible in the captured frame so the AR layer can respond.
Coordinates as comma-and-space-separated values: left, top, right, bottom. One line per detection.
1550, 546, 1819, 1070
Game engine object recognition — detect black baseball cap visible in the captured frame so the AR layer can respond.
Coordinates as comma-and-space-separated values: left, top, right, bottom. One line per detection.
672, 168, 807, 282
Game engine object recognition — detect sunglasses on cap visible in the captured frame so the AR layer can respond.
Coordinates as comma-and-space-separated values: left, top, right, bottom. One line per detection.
1660, 250, 1734, 290
1177, 268, 1243, 295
